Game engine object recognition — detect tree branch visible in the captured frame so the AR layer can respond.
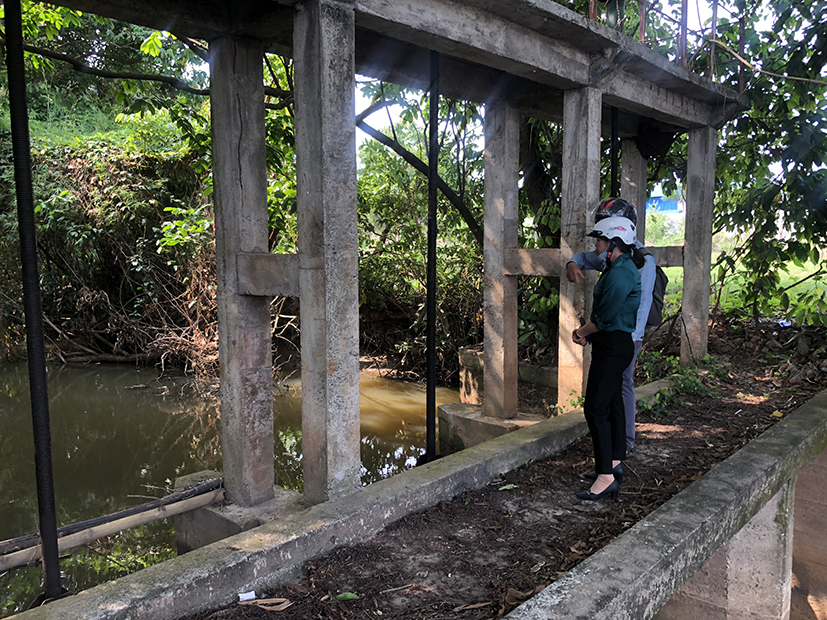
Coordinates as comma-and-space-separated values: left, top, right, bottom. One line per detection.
6, 38, 291, 101
356, 118, 484, 248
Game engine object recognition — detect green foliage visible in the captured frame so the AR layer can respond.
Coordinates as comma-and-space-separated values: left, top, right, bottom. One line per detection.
356, 89, 484, 379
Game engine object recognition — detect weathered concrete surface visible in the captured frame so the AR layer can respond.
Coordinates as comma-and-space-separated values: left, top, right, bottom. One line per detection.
210, 36, 275, 507
10, 411, 589, 620
792, 444, 827, 619
505, 388, 827, 620
681, 125, 717, 364
173, 471, 304, 555
655, 478, 795, 620
483, 99, 520, 420
558, 86, 602, 409
294, 0, 362, 505
621, 137, 648, 241
438, 403, 547, 454
458, 347, 557, 406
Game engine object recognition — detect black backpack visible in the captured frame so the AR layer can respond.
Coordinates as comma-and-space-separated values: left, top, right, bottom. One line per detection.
639, 248, 668, 326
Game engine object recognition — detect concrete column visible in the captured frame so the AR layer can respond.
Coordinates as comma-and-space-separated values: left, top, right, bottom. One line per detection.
558, 87, 601, 410
656, 478, 795, 620
682, 125, 716, 364
210, 37, 274, 507
294, 0, 361, 505
793, 445, 827, 618
621, 137, 648, 242
483, 100, 519, 420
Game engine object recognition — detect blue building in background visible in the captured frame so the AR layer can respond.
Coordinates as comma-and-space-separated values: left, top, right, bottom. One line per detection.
647, 196, 682, 213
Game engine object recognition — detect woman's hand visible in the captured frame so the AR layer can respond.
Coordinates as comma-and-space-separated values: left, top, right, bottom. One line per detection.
572, 328, 588, 347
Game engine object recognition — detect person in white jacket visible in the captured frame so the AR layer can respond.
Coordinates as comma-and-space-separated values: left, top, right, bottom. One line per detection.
566, 197, 656, 457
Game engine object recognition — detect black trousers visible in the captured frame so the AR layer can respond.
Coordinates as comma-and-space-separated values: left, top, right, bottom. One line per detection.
584, 330, 634, 474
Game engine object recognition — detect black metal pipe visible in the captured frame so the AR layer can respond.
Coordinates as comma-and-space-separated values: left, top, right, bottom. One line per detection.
425, 50, 439, 462
3, 0, 62, 599
610, 106, 619, 197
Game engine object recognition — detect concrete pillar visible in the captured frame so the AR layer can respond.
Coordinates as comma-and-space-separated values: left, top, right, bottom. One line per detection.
294, 0, 361, 505
210, 37, 275, 507
656, 478, 795, 620
682, 125, 716, 364
483, 100, 519, 420
621, 137, 648, 242
557, 87, 601, 410
793, 445, 827, 618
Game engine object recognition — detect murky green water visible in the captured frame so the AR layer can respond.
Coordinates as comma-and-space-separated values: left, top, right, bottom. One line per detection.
0, 363, 457, 616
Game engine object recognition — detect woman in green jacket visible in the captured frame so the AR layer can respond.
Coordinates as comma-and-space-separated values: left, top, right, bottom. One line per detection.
571, 216, 642, 501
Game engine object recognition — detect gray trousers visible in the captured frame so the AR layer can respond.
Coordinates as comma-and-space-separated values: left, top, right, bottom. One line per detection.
621, 340, 643, 448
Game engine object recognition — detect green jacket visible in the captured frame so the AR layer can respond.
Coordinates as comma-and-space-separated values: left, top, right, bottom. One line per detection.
590, 252, 641, 333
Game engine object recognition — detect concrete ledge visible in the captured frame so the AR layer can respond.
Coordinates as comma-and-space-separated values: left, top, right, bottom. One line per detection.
12, 411, 588, 620
438, 403, 546, 454
506, 388, 827, 620
173, 471, 304, 554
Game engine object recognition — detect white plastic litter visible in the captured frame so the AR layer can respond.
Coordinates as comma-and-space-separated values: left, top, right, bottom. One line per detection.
238, 591, 256, 602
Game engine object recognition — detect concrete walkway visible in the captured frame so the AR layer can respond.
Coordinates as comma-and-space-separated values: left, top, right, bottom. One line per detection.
11, 383, 827, 620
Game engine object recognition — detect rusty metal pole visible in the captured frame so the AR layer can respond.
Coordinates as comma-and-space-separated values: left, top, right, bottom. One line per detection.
709, 0, 718, 77
639, 0, 646, 43
425, 50, 439, 462
678, 0, 688, 67
589, 0, 598, 21
3, 0, 63, 602
739, 17, 746, 93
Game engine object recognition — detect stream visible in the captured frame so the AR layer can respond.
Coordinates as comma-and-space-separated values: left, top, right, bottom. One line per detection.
0, 362, 458, 616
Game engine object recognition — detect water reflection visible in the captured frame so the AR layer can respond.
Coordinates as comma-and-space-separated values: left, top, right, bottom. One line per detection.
0, 363, 457, 616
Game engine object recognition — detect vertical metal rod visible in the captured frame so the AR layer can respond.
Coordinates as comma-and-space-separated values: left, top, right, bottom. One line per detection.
678, 0, 688, 66
610, 106, 619, 197
709, 0, 718, 78
738, 17, 746, 93
3, 0, 62, 599
425, 50, 439, 461
639, 0, 646, 43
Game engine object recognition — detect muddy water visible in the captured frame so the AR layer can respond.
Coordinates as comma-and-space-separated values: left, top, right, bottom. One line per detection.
0, 363, 458, 616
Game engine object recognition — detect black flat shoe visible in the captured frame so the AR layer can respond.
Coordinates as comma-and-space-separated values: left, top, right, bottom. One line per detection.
576, 479, 620, 502
583, 463, 624, 484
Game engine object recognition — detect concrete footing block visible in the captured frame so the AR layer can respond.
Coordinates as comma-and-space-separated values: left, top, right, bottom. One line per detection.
438, 403, 545, 454
173, 471, 304, 554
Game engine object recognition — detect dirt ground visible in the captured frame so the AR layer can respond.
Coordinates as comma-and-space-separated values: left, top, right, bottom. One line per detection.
186, 322, 827, 620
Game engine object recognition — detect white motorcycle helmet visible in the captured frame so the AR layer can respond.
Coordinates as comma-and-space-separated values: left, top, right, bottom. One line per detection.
587, 216, 637, 247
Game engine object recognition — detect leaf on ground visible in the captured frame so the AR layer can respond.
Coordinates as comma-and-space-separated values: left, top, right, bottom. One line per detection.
498, 484, 518, 491
452, 601, 492, 612
772, 410, 784, 417
335, 592, 360, 601
676, 472, 704, 482
284, 583, 309, 594
239, 598, 293, 611
505, 587, 534, 605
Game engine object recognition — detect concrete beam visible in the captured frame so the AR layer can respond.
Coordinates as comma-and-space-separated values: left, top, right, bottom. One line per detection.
356, 0, 589, 90
483, 100, 520, 420
210, 36, 275, 507
681, 126, 717, 364
603, 70, 717, 129
503, 248, 564, 277
236, 252, 299, 297
646, 246, 684, 268
294, 0, 362, 505
621, 138, 648, 242
558, 87, 601, 411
